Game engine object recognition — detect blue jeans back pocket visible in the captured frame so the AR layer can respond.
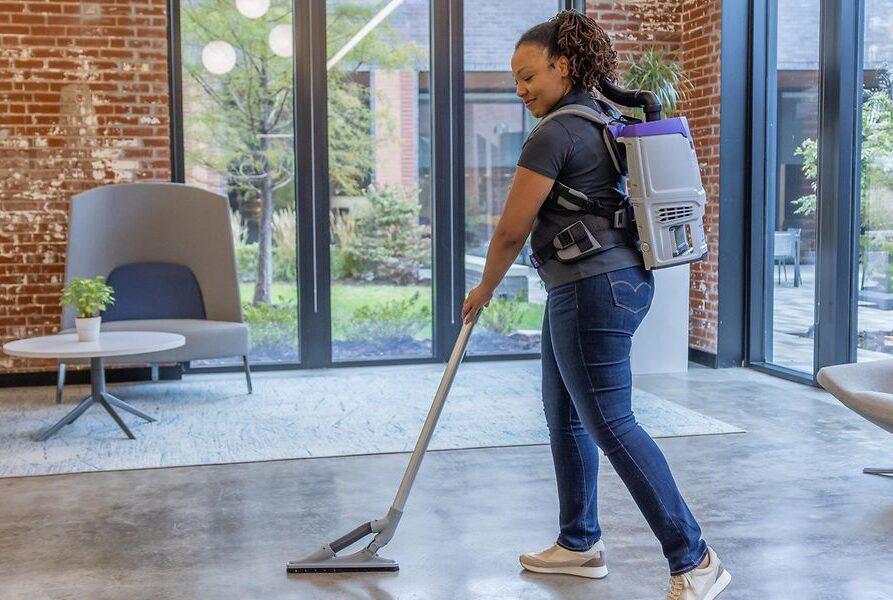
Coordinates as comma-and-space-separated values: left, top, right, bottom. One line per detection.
606, 268, 653, 314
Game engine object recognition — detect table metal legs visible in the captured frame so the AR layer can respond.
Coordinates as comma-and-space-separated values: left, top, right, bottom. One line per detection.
863, 467, 893, 477
35, 357, 156, 442
56, 362, 66, 404
63, 394, 94, 425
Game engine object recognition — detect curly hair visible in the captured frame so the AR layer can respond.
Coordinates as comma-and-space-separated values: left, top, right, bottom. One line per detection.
515, 10, 618, 93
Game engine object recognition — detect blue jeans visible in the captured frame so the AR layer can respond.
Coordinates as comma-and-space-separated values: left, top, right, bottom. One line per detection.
541, 265, 707, 575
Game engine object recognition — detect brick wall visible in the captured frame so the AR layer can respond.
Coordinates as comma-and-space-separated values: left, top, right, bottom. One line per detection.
679, 0, 721, 355
588, 0, 722, 355
587, 1, 682, 61
0, 0, 171, 374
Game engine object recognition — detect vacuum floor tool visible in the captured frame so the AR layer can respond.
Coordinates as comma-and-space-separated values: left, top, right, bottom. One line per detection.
286, 310, 481, 574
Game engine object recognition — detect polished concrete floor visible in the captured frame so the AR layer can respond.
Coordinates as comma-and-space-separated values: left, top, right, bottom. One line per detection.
1, 366, 891, 600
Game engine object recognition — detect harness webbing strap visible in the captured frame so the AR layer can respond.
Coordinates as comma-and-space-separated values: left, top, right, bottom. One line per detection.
529, 227, 629, 269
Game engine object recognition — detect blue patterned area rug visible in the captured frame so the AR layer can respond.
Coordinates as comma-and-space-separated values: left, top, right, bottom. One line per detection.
0, 361, 743, 478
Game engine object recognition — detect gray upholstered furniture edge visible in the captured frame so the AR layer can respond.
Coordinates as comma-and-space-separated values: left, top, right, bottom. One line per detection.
56, 182, 251, 401
817, 359, 893, 477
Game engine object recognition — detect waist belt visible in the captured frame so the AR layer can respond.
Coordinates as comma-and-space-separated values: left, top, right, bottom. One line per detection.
529, 226, 630, 269
529, 181, 639, 269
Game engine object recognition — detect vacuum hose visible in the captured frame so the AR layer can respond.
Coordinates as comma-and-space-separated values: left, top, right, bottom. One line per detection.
599, 78, 663, 122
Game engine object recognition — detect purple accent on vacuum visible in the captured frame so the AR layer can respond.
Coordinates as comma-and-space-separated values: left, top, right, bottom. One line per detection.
619, 116, 691, 140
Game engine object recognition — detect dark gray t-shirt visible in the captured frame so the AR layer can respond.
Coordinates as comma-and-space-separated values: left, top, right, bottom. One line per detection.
517, 89, 643, 291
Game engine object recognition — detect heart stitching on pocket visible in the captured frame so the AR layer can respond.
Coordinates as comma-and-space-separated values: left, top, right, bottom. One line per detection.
607, 274, 652, 314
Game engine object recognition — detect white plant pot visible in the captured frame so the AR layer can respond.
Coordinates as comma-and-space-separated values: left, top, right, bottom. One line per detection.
75, 316, 101, 342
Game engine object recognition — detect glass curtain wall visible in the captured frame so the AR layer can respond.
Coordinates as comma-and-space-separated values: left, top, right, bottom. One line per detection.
325, 0, 434, 362
764, 0, 821, 373
180, 0, 300, 365
463, 0, 560, 356
856, 0, 893, 362
177, 0, 590, 369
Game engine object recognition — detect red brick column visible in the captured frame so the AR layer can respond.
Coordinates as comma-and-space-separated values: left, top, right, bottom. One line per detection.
679, 0, 721, 355
0, 0, 171, 374
587, 0, 722, 357
372, 69, 419, 189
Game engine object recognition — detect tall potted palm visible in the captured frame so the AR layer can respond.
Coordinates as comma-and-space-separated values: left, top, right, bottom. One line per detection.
621, 49, 690, 119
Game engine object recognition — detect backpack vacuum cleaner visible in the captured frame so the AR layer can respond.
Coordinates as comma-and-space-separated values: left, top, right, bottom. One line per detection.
286, 80, 708, 574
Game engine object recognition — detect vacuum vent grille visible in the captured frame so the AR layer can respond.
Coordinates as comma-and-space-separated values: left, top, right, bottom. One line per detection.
657, 206, 694, 223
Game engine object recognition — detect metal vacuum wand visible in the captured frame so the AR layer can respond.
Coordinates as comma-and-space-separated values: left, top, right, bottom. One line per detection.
286, 309, 481, 574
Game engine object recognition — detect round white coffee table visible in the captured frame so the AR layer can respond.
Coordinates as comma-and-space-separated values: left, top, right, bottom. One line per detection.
3, 331, 185, 441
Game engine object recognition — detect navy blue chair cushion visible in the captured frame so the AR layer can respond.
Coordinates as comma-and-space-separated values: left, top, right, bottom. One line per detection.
102, 262, 206, 322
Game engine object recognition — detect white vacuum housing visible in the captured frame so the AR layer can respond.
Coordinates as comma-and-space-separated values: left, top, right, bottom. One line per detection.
616, 117, 708, 270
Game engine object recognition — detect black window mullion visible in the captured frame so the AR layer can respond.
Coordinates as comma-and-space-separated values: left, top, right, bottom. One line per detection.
852, 2, 866, 355
814, 0, 863, 373
763, 0, 779, 363
747, 0, 774, 366
294, 0, 332, 368
450, 0, 465, 359
747, 0, 766, 366
431, 0, 464, 361
714, 0, 750, 368
166, 0, 185, 183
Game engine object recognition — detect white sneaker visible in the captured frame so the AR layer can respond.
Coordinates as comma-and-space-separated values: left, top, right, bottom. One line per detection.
666, 547, 731, 600
519, 540, 608, 578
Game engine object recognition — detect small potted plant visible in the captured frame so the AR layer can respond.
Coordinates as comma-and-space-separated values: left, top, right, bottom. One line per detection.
60, 276, 115, 342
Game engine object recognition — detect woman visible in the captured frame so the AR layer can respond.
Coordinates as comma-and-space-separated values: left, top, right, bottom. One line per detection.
460, 10, 730, 600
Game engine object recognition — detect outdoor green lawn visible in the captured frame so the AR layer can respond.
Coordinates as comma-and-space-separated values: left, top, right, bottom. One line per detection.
239, 282, 545, 339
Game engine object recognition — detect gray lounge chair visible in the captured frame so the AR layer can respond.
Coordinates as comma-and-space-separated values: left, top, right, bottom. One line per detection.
817, 359, 893, 477
57, 182, 251, 402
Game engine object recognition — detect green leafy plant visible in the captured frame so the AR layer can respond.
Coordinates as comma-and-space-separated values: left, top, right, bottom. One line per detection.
331, 244, 365, 281
337, 186, 431, 284
622, 49, 690, 120
60, 276, 115, 318
795, 89, 893, 223
478, 291, 526, 335
330, 210, 365, 280
792, 137, 819, 216
235, 241, 259, 283
795, 88, 893, 290
242, 297, 298, 352
344, 292, 431, 342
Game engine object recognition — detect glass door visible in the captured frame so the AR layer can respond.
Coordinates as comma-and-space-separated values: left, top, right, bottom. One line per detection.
180, 0, 300, 365
751, 0, 866, 378
856, 0, 893, 362
759, 0, 822, 374
325, 0, 434, 362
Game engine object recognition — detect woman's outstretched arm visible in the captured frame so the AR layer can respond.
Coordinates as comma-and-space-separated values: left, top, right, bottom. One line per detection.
461, 165, 555, 324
